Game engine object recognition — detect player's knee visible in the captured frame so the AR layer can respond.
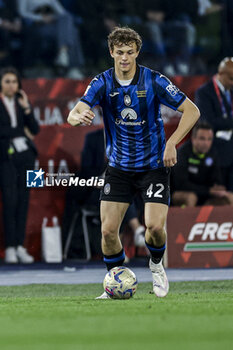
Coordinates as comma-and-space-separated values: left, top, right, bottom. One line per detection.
146, 219, 165, 237
102, 225, 118, 245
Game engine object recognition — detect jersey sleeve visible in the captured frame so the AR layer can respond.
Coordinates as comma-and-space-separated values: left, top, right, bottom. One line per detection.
80, 74, 105, 108
154, 72, 186, 110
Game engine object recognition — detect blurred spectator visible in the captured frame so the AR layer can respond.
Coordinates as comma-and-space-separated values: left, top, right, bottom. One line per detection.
17, 0, 84, 77
172, 122, 233, 206
0, 0, 22, 69
221, 0, 233, 56
60, 0, 109, 73
0, 67, 40, 263
195, 57, 233, 191
197, 0, 222, 16
62, 128, 145, 259
141, 0, 198, 75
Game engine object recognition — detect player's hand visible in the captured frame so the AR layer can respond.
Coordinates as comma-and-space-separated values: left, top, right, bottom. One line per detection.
78, 110, 95, 125
163, 141, 177, 167
68, 109, 95, 126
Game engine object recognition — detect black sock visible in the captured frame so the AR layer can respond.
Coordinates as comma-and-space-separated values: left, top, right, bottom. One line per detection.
103, 249, 125, 271
145, 242, 166, 264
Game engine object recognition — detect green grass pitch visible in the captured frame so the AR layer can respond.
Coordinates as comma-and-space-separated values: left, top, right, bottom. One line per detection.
0, 280, 232, 350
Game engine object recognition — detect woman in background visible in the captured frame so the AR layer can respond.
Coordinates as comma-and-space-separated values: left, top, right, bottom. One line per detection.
0, 67, 39, 263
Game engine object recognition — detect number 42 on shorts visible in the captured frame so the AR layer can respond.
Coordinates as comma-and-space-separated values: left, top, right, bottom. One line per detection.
146, 183, 164, 198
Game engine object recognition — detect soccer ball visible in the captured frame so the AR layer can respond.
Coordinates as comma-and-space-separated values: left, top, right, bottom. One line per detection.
103, 266, 138, 299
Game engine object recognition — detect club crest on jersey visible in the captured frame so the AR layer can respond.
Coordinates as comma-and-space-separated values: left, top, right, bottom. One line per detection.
124, 95, 131, 106
166, 84, 179, 96
121, 108, 137, 120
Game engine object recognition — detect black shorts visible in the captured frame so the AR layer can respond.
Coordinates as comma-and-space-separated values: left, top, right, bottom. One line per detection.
100, 165, 170, 205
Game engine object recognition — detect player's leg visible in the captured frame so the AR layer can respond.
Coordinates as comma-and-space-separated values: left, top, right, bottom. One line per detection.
144, 202, 169, 297
140, 167, 170, 297
101, 200, 129, 269
96, 200, 129, 299
96, 166, 133, 299
144, 202, 168, 248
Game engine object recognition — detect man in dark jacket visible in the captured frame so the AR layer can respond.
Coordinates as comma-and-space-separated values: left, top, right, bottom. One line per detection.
172, 122, 233, 206
195, 57, 233, 191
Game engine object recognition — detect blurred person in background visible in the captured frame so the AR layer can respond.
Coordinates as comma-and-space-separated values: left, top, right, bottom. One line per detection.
172, 122, 233, 207
0, 0, 22, 69
0, 67, 40, 263
221, 0, 233, 56
17, 0, 84, 78
59, 0, 109, 74
142, 0, 198, 75
195, 57, 233, 191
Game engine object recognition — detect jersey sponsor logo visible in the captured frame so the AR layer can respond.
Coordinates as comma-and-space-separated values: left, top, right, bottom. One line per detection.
165, 84, 179, 97
121, 108, 137, 120
115, 119, 146, 126
109, 92, 120, 97
124, 94, 131, 106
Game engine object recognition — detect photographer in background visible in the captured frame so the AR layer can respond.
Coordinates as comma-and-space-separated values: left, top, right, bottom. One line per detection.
0, 67, 40, 263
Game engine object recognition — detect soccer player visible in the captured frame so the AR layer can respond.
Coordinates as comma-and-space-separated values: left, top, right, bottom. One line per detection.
68, 27, 200, 298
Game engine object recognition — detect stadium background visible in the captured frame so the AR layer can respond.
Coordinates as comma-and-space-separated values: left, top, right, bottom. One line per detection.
0, 0, 232, 267
0, 2, 232, 350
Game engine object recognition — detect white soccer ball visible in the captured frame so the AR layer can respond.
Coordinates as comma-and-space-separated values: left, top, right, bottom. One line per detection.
103, 266, 138, 299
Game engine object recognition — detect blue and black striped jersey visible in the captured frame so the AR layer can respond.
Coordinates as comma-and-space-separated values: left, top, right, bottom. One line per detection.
80, 65, 186, 172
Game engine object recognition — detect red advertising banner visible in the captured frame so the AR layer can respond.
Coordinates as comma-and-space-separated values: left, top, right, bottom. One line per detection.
21, 76, 209, 126
167, 206, 233, 268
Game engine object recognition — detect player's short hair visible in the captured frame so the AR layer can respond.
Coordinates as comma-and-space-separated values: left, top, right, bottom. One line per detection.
192, 121, 213, 137
108, 26, 142, 52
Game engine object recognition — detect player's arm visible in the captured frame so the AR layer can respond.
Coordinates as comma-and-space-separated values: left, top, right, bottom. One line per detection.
163, 98, 200, 167
67, 101, 95, 126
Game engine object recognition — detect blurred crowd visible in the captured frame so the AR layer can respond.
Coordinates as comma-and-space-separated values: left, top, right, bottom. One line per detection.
0, 0, 232, 78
